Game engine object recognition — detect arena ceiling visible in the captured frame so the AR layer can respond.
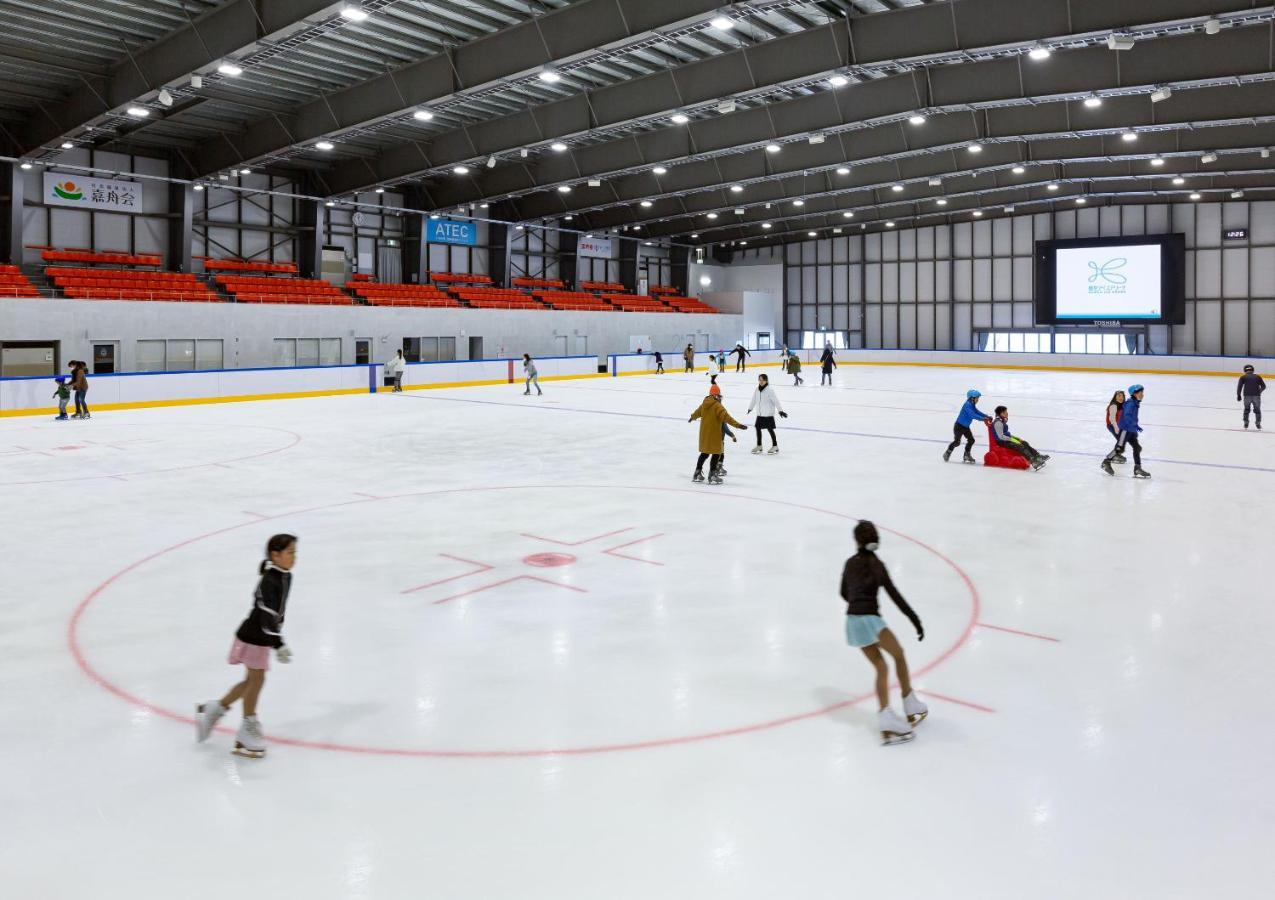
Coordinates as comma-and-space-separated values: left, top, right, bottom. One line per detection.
3, 0, 1275, 247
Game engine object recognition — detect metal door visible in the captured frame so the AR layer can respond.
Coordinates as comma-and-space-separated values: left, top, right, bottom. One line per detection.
574, 335, 588, 356
468, 336, 483, 360
555, 335, 568, 356
92, 342, 116, 374
354, 339, 371, 365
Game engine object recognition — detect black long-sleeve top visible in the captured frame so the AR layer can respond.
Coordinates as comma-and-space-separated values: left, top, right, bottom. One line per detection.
1237, 373, 1266, 399
839, 550, 922, 633
235, 565, 291, 648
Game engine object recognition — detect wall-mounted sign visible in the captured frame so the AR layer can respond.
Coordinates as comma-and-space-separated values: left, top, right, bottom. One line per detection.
43, 172, 141, 212
578, 236, 613, 258
427, 218, 477, 246
1223, 228, 1248, 241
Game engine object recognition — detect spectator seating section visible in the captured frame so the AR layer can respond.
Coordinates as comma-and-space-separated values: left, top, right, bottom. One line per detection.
431, 272, 493, 286
351, 284, 459, 308
0, 264, 39, 297
204, 258, 298, 274
43, 249, 162, 267
983, 420, 1031, 471
216, 275, 351, 306
453, 287, 544, 310
48, 267, 221, 302
648, 285, 678, 295
511, 276, 565, 290
662, 295, 719, 314
580, 280, 626, 292
533, 291, 615, 311
348, 273, 374, 283
603, 293, 669, 313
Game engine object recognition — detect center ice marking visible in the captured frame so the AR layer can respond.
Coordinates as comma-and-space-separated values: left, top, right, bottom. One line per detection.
523, 552, 577, 567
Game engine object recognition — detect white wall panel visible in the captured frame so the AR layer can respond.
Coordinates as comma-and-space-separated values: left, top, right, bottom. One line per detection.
972, 259, 992, 300
917, 226, 935, 259
882, 306, 898, 347
917, 304, 935, 347
833, 266, 848, 304
918, 261, 935, 302
900, 263, 916, 302
899, 305, 917, 348
865, 233, 881, 262
953, 303, 972, 350
1223, 301, 1250, 355
865, 264, 881, 302
953, 222, 971, 257
1099, 206, 1121, 236
1012, 215, 1034, 255
1251, 301, 1275, 355
935, 224, 951, 258
1076, 208, 1100, 237
882, 231, 898, 262
883, 264, 899, 303
1121, 205, 1146, 235
865, 305, 882, 345
992, 258, 1012, 301
899, 229, 916, 260
1193, 300, 1222, 355
817, 266, 832, 301
1013, 258, 1033, 300
972, 220, 992, 256
953, 259, 972, 301
1195, 204, 1222, 248
1251, 202, 1275, 243
1250, 247, 1275, 297
935, 303, 952, 349
1222, 247, 1248, 298
1147, 205, 1171, 233
1195, 249, 1222, 299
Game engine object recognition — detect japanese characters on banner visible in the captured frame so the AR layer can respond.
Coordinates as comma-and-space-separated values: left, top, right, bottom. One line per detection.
577, 236, 613, 258
43, 173, 142, 212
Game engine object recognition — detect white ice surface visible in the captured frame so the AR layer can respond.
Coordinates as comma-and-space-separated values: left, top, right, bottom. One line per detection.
2, 364, 1272, 899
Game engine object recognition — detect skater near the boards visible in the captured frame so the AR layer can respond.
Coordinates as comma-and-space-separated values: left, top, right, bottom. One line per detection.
523, 354, 542, 396
195, 534, 298, 758
1104, 390, 1128, 466
682, 344, 695, 374
943, 390, 990, 463
840, 520, 927, 745
746, 373, 788, 454
1238, 364, 1265, 429
730, 342, 751, 372
1102, 385, 1150, 478
653, 350, 664, 375
819, 344, 837, 386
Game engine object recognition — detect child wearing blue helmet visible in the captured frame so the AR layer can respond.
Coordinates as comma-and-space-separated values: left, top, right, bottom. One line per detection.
943, 389, 991, 464
1101, 385, 1150, 478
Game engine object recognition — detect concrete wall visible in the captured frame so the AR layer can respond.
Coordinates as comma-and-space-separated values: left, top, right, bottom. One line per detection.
0, 298, 741, 372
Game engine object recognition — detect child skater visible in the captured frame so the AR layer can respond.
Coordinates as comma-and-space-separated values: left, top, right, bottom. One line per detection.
840, 520, 927, 746
991, 406, 1050, 470
1104, 390, 1128, 465
689, 393, 745, 485
195, 534, 297, 758
523, 354, 542, 396
1101, 385, 1150, 479
653, 350, 665, 375
943, 390, 990, 463
1238, 364, 1265, 429
747, 373, 788, 454
787, 352, 803, 386
53, 376, 70, 420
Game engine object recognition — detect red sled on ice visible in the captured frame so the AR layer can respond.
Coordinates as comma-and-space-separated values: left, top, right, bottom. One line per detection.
983, 420, 1030, 470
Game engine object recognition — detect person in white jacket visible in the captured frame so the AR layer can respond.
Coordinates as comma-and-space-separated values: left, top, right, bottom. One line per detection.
747, 373, 788, 454
385, 350, 406, 392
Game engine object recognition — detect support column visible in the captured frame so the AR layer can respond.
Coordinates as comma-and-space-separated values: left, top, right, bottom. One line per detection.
670, 245, 689, 296
559, 231, 578, 290
402, 187, 429, 285
619, 237, 638, 293
488, 222, 509, 287
166, 181, 193, 272
0, 161, 24, 265
297, 198, 326, 279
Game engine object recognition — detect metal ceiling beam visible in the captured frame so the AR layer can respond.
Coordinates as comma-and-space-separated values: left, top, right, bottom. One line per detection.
16, 0, 339, 156
420, 25, 1275, 219
322, 0, 1269, 197
190, 0, 730, 177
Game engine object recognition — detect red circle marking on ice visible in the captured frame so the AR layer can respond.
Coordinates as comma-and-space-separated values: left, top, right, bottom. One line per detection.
523, 552, 577, 567
68, 485, 981, 758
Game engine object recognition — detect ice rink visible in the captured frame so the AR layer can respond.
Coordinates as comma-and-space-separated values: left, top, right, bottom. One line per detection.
2, 361, 1272, 899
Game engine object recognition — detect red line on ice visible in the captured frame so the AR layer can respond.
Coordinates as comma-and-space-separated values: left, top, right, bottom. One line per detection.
432, 574, 588, 604
976, 622, 1061, 642
520, 526, 633, 546
401, 553, 496, 594
602, 533, 666, 566
916, 690, 997, 713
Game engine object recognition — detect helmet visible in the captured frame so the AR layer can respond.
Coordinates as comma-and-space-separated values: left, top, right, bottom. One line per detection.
966, 390, 981, 399
854, 520, 880, 551
1244, 364, 1255, 373
1128, 384, 1144, 395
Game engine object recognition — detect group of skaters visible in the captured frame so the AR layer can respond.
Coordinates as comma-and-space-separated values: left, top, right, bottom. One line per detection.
51, 360, 91, 420
688, 371, 787, 483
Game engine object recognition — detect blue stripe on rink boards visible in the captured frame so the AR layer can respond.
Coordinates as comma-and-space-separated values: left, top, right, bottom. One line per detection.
369, 364, 377, 393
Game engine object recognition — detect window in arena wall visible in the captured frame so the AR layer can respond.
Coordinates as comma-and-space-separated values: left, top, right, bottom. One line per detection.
438, 337, 456, 361
320, 338, 341, 366
136, 340, 166, 372
166, 340, 195, 371
296, 338, 320, 367
273, 338, 296, 367
196, 340, 223, 370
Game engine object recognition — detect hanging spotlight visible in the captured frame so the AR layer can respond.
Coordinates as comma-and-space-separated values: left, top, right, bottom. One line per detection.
19, 162, 32, 170
652, 166, 668, 175
1204, 19, 1221, 35
1028, 46, 1051, 60
793, 199, 805, 206
217, 62, 243, 77
452, 166, 470, 175
158, 89, 174, 107
707, 212, 718, 219
1201, 152, 1218, 164
375, 187, 385, 194
1012, 166, 1026, 174
967, 143, 983, 153
640, 200, 653, 208
538, 69, 562, 83
1190, 192, 1202, 200
671, 113, 690, 124
936, 198, 948, 206
1172, 177, 1186, 185
1231, 190, 1245, 199
193, 184, 204, 192
886, 222, 896, 227
730, 184, 743, 193
558, 185, 572, 193
413, 110, 434, 121
486, 156, 496, 168
126, 106, 150, 118
908, 114, 926, 126
1075, 198, 1087, 205
829, 75, 849, 88
1047, 183, 1059, 191
1083, 95, 1103, 108
762, 222, 773, 229
550, 142, 568, 152
315, 141, 334, 151
765, 143, 781, 153
710, 16, 735, 31
972, 211, 983, 217
60, 142, 74, 150
928, 178, 942, 186
1150, 156, 1165, 167
836, 167, 850, 175
807, 231, 817, 237
891, 184, 904, 193
842, 211, 854, 218
1151, 87, 1172, 103
339, 5, 370, 22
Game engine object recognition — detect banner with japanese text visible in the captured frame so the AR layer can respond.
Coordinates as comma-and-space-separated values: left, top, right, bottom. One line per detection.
43, 173, 143, 212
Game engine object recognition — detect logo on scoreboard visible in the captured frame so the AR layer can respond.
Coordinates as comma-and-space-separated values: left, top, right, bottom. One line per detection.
1087, 257, 1128, 294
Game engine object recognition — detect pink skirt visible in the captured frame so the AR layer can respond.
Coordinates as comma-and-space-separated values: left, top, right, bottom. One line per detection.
227, 638, 271, 671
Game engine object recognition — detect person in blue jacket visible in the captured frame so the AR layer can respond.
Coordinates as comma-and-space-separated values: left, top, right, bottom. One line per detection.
1101, 385, 1150, 478
943, 390, 991, 464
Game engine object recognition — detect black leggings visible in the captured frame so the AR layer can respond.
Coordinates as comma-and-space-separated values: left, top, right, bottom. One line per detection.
947, 423, 975, 455
755, 416, 777, 447
1107, 432, 1142, 467
736, 357, 746, 372
695, 452, 723, 474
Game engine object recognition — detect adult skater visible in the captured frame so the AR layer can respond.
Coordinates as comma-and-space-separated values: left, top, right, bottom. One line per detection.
747, 373, 788, 454
653, 350, 665, 375
385, 349, 406, 392
819, 344, 837, 386
195, 534, 297, 758
943, 390, 990, 463
787, 351, 803, 386
840, 520, 927, 746
683, 344, 695, 373
689, 392, 746, 485
991, 406, 1049, 470
69, 360, 90, 419
523, 354, 542, 396
1101, 385, 1150, 478
1238, 364, 1265, 429
730, 342, 752, 372
1104, 390, 1128, 466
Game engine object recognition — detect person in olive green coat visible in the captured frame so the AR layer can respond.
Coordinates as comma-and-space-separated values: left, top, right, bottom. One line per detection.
787, 353, 803, 386
688, 394, 746, 484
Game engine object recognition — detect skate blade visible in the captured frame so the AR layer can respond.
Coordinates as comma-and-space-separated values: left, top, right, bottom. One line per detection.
881, 731, 915, 746
232, 743, 266, 759
907, 711, 928, 726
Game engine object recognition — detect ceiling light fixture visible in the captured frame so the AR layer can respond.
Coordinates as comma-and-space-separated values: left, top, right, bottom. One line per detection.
1107, 34, 1136, 51
550, 142, 568, 152
1190, 192, 1202, 200
479, 203, 488, 209
762, 222, 772, 229
968, 143, 983, 153
217, 62, 243, 77
710, 15, 735, 30
1151, 156, 1165, 167
339, 5, 369, 22
765, 143, 781, 153
836, 167, 850, 175
717, 100, 736, 114
158, 89, 173, 107
239, 168, 251, 175
730, 184, 743, 193
807, 231, 817, 237
842, 211, 854, 218
707, 212, 718, 219
1084, 95, 1103, 108
375, 187, 385, 194
652, 166, 668, 175
1204, 18, 1221, 35
886, 221, 896, 228
891, 184, 904, 192
564, 215, 573, 221
936, 198, 947, 206
60, 142, 74, 149
793, 199, 804, 206
809, 134, 825, 145
908, 114, 926, 126
928, 178, 942, 186
325, 201, 336, 208
557, 185, 571, 193
1151, 87, 1172, 103
486, 156, 496, 168
972, 210, 983, 217
1263, 148, 1272, 159
190, 74, 202, 89
1047, 183, 1059, 191
452, 166, 469, 175
19, 162, 31, 170
1231, 190, 1245, 199
1172, 177, 1186, 185
1012, 165, 1026, 174
538, 69, 561, 83
640, 200, 653, 208
316, 141, 334, 151
734, 208, 744, 215
632, 225, 641, 230
691, 233, 699, 238
193, 184, 204, 192
1122, 131, 1138, 142
829, 75, 849, 88
671, 113, 690, 124
1201, 152, 1218, 164
1028, 46, 1051, 60
1004, 206, 1015, 213
1075, 198, 1087, 205
126, 106, 150, 118
413, 110, 434, 121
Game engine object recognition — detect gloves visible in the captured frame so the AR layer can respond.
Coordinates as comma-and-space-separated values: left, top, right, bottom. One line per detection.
276, 645, 293, 664
779, 411, 788, 418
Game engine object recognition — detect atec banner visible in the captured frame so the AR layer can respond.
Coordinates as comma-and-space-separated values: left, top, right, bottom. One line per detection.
43, 173, 142, 212
427, 218, 478, 246
578, 236, 612, 258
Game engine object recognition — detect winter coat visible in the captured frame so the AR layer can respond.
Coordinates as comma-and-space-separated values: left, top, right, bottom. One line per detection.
730, 346, 751, 360
747, 386, 784, 417
1237, 373, 1266, 399
820, 349, 836, 372
1119, 397, 1142, 434
385, 356, 405, 377
71, 367, 88, 391
689, 397, 745, 454
955, 398, 986, 428
992, 417, 1017, 446
786, 356, 801, 374
683, 347, 695, 365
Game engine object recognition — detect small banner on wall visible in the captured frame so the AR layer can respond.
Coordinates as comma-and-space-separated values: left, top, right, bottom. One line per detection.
427, 218, 477, 246
43, 172, 142, 212
578, 236, 613, 258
